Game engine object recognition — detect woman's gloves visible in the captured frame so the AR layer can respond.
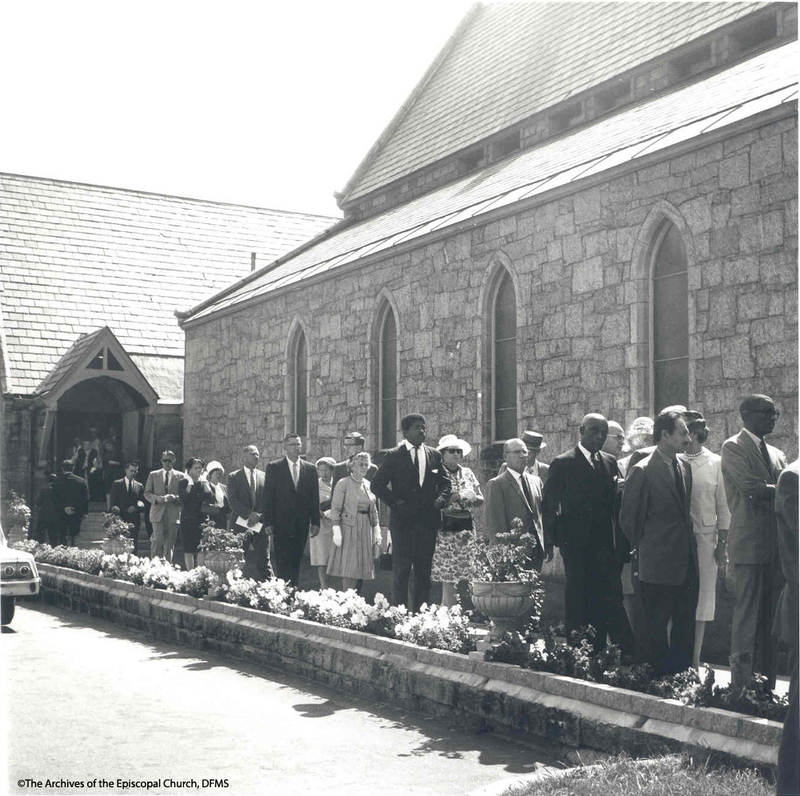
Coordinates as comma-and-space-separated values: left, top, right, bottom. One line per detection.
460, 488, 477, 503
372, 525, 382, 546
332, 526, 342, 547
323, 509, 331, 519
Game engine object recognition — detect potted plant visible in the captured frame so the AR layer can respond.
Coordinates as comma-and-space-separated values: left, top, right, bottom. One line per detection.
198, 519, 244, 597
469, 517, 545, 639
102, 511, 134, 554
4, 491, 31, 545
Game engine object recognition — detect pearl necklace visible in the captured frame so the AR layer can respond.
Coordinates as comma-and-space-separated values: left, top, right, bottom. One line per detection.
683, 450, 705, 459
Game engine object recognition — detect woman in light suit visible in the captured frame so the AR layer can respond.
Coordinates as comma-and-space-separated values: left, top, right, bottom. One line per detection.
328, 451, 381, 591
680, 413, 731, 670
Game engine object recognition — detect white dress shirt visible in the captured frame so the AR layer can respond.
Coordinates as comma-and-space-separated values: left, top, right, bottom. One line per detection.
402, 439, 426, 486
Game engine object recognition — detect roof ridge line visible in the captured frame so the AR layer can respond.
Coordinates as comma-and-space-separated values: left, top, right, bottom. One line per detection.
0, 171, 339, 221
335, 2, 484, 209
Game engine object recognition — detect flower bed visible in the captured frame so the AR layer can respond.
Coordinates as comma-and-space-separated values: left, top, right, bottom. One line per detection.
12, 541, 474, 653
487, 626, 788, 723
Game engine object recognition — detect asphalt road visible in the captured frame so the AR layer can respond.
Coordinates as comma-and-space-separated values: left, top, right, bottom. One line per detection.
3, 603, 565, 796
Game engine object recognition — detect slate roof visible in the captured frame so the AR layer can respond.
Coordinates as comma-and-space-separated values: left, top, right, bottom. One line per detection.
183, 41, 797, 325
0, 174, 337, 396
339, 0, 773, 204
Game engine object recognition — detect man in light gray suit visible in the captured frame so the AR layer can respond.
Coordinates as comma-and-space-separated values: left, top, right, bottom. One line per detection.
721, 394, 787, 690
621, 410, 696, 674
144, 450, 185, 562
485, 438, 552, 570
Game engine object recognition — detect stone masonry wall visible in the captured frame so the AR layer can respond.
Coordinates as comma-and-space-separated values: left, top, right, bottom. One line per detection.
183, 111, 798, 478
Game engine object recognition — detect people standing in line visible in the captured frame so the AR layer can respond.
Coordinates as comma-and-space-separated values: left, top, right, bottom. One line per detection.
679, 413, 731, 670
51, 460, 88, 546
144, 450, 185, 562
312, 457, 337, 588
774, 460, 799, 796
227, 445, 269, 580
109, 461, 146, 554
262, 434, 320, 586
101, 437, 124, 508
621, 410, 696, 674
497, 430, 550, 484
202, 461, 230, 530
371, 414, 451, 611
178, 457, 213, 571
721, 394, 787, 691
332, 432, 377, 488
32, 473, 60, 545
542, 415, 629, 653
328, 451, 381, 590
431, 435, 484, 607
485, 438, 548, 565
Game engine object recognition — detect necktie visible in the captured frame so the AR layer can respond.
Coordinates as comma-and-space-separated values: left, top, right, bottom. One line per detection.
520, 473, 534, 512
672, 458, 686, 509
164, 471, 169, 492
127, 479, 132, 496
292, 461, 299, 488
759, 439, 772, 475
248, 469, 256, 504
412, 446, 421, 486
592, 452, 603, 474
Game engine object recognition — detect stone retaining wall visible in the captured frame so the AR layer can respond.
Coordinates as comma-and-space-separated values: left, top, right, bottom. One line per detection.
37, 563, 781, 770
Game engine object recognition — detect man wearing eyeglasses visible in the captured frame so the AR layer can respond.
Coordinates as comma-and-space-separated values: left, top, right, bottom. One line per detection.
721, 394, 787, 691
144, 450, 185, 562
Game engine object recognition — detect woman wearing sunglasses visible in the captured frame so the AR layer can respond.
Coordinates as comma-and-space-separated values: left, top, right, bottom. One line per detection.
431, 434, 484, 607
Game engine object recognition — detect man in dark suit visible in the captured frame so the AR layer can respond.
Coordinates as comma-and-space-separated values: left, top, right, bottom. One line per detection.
621, 410, 696, 674
543, 414, 628, 652
262, 434, 320, 586
775, 460, 798, 796
228, 444, 269, 580
721, 394, 787, 690
51, 459, 88, 546
332, 432, 378, 488
371, 413, 451, 611
485, 438, 549, 569
108, 460, 146, 553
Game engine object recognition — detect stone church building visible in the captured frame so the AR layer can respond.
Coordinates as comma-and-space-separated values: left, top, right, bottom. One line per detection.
180, 0, 797, 476
0, 174, 335, 502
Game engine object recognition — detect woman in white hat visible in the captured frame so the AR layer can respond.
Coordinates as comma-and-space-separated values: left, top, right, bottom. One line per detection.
431, 434, 484, 607
202, 460, 230, 530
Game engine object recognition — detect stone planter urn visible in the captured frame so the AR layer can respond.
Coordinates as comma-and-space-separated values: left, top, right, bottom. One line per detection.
202, 550, 243, 598
470, 581, 537, 639
102, 537, 133, 555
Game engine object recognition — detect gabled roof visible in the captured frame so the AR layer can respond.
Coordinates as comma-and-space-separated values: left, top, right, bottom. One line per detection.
34, 326, 160, 408
0, 174, 337, 394
339, 0, 773, 205
182, 41, 796, 326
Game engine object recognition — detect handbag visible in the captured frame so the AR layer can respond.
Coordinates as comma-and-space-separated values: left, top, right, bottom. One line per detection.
379, 540, 393, 571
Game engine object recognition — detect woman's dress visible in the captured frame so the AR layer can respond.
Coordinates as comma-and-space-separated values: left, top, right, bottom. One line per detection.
681, 448, 731, 621
310, 479, 334, 566
178, 478, 213, 554
327, 477, 378, 580
431, 465, 483, 583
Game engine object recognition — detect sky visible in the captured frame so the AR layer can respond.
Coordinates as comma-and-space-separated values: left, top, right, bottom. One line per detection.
0, 0, 478, 218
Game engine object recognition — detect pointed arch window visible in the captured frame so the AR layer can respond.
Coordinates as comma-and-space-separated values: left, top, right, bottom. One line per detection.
652, 221, 689, 411
379, 306, 398, 449
493, 270, 517, 441
290, 328, 308, 437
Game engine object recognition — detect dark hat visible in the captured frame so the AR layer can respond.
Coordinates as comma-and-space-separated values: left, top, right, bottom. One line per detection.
344, 432, 365, 444
521, 430, 546, 450
682, 410, 704, 422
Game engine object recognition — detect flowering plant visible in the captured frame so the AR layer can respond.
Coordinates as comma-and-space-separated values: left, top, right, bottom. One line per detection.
169, 566, 219, 598
141, 557, 179, 590
198, 519, 244, 553
395, 603, 475, 653
470, 517, 544, 584
225, 577, 293, 614
5, 490, 31, 528
102, 512, 133, 540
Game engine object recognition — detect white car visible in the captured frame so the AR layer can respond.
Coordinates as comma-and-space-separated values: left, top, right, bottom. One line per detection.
0, 525, 40, 625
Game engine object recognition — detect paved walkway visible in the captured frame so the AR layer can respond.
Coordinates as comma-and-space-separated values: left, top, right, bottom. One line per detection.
5, 603, 564, 796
